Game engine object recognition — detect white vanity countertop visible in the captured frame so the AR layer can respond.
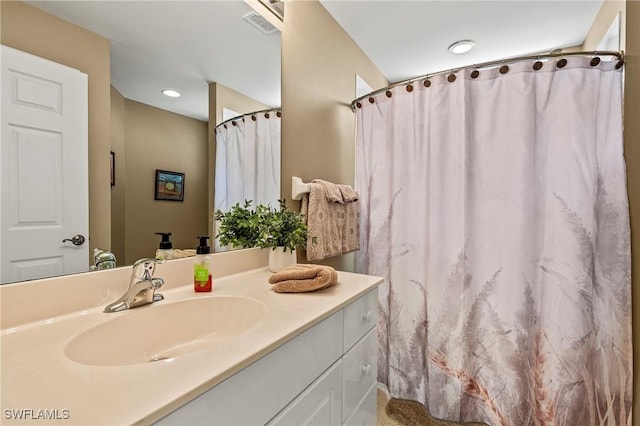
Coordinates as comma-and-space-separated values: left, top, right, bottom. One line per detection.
0, 267, 382, 425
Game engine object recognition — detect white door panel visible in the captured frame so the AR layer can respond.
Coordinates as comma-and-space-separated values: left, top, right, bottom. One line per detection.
11, 69, 63, 113
1, 45, 88, 284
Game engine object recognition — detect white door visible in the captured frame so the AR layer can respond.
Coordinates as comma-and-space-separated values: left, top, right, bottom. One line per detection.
1, 45, 88, 284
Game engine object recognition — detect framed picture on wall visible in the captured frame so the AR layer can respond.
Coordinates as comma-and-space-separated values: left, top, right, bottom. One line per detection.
155, 169, 185, 201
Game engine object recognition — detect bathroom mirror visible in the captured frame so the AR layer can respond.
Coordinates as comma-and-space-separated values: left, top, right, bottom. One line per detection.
1, 0, 281, 283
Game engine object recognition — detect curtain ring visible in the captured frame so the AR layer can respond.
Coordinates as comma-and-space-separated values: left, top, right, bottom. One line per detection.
471, 70, 480, 79
265, 113, 270, 118
406, 84, 414, 92
499, 65, 509, 74
557, 58, 568, 68
385, 90, 393, 97
447, 74, 456, 83
356, 102, 362, 109
423, 79, 431, 88
276, 111, 282, 117
533, 61, 543, 70
251, 115, 257, 121
616, 58, 624, 69
368, 97, 375, 104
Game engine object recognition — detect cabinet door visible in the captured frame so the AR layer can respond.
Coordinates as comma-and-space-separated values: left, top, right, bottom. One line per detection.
343, 328, 377, 422
344, 384, 377, 426
268, 361, 343, 426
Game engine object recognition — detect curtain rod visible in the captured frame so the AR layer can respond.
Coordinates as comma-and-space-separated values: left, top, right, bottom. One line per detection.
350, 50, 624, 112
214, 107, 281, 132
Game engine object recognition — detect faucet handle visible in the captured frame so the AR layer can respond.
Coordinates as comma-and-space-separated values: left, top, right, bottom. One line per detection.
150, 277, 164, 289
132, 257, 164, 268
131, 257, 164, 281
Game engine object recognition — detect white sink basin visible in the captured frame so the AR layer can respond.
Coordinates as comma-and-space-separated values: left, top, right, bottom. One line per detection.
65, 296, 265, 366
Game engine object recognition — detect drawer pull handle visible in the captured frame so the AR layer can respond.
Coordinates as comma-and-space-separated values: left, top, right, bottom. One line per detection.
362, 311, 372, 322
361, 364, 371, 376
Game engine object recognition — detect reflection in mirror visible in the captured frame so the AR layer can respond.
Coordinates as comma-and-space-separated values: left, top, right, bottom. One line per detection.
258, 0, 285, 21
213, 108, 282, 251
597, 12, 621, 51
0, 0, 281, 284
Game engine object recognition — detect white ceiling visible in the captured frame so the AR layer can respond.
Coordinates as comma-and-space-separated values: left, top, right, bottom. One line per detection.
26, 1, 282, 122
26, 0, 604, 122
320, 0, 605, 85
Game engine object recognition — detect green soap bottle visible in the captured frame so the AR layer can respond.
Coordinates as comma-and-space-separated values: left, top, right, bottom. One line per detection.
194, 235, 212, 292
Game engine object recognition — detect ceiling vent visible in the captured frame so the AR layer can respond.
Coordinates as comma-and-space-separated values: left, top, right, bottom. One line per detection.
243, 11, 279, 35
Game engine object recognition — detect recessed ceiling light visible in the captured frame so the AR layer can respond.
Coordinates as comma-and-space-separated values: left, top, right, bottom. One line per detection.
448, 40, 475, 55
162, 89, 181, 98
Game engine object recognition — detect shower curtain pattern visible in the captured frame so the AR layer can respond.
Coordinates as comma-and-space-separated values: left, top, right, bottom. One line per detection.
355, 58, 631, 425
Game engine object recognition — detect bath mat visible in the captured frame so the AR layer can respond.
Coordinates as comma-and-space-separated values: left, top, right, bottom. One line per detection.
385, 397, 489, 426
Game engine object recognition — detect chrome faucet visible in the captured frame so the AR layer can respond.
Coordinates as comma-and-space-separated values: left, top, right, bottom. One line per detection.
103, 258, 165, 313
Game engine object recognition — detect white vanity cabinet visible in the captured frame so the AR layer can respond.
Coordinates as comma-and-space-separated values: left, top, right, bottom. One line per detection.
267, 360, 344, 425
341, 288, 378, 425
156, 288, 378, 426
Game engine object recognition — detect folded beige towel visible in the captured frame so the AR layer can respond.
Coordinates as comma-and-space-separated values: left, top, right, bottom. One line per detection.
173, 249, 196, 259
268, 264, 338, 293
155, 248, 196, 259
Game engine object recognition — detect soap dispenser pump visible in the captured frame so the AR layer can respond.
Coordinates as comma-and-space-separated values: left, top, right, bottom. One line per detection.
155, 232, 174, 260
194, 235, 212, 292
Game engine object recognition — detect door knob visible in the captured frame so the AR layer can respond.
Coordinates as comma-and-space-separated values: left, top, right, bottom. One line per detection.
62, 234, 86, 246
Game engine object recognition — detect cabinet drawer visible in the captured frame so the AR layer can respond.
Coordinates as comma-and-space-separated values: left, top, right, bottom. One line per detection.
343, 383, 377, 426
342, 327, 377, 422
155, 310, 343, 425
343, 288, 377, 352
267, 360, 343, 426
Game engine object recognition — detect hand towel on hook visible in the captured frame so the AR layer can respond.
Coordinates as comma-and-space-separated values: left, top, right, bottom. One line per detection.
300, 179, 360, 261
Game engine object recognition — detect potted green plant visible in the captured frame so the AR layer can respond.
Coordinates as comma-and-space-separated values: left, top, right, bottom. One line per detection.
214, 200, 260, 250
255, 200, 307, 251
255, 199, 307, 272
215, 199, 307, 271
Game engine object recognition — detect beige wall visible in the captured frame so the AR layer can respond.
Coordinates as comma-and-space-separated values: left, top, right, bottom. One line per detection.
123, 100, 209, 264
584, 1, 638, 423
582, 0, 626, 51
210, 82, 271, 126
1, 1, 112, 258
281, 0, 388, 271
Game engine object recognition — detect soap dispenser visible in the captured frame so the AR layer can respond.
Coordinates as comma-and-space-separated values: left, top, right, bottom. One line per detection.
155, 232, 174, 260
194, 235, 212, 292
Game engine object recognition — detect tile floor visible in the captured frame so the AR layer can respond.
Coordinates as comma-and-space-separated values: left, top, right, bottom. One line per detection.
376, 386, 403, 426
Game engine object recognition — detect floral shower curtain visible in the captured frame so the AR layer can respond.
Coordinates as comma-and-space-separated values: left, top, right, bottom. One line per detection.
355, 57, 631, 425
